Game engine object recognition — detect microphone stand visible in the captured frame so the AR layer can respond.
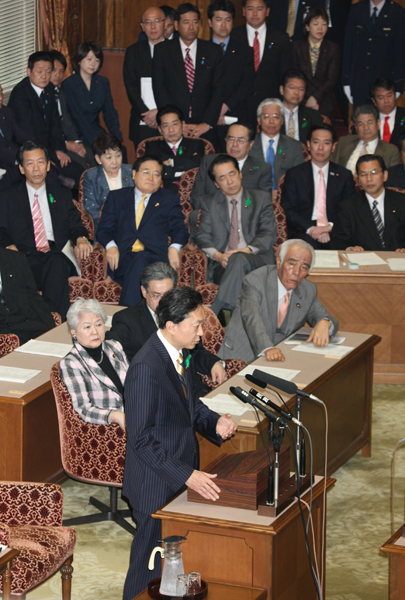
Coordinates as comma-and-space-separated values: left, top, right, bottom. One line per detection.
267, 423, 275, 506
271, 424, 285, 507
296, 396, 302, 478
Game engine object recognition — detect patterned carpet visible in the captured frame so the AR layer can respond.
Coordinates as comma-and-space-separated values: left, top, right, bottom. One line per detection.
26, 384, 405, 600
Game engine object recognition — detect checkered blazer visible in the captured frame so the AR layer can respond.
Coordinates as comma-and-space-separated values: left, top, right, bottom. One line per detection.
59, 339, 129, 425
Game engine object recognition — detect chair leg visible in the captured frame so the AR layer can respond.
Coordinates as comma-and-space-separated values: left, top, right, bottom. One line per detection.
60, 555, 74, 600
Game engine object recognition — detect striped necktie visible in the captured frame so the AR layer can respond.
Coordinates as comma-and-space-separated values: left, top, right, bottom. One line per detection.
185, 48, 194, 118
372, 200, 385, 248
177, 352, 188, 398
32, 193, 50, 253
253, 31, 260, 72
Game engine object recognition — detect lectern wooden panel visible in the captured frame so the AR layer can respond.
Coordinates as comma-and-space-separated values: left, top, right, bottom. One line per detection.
381, 524, 405, 600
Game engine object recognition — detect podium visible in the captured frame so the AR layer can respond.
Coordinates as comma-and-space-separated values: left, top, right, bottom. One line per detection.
380, 524, 405, 599
153, 476, 335, 600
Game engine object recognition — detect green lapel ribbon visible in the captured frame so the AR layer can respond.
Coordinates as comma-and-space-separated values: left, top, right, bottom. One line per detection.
185, 354, 191, 368
49, 194, 55, 204
252, 166, 259, 170
302, 120, 308, 128
278, 147, 283, 155
245, 196, 252, 207
178, 146, 183, 155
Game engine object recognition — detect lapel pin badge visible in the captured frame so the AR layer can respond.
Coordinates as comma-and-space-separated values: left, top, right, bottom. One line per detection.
112, 354, 116, 359
201, 57, 205, 64
296, 303, 301, 308
155, 203, 160, 207
245, 196, 252, 208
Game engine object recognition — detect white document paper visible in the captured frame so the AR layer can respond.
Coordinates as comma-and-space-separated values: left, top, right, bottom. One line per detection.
314, 250, 340, 269
237, 365, 300, 380
0, 366, 41, 383
346, 252, 387, 266
15, 340, 73, 358
105, 315, 113, 328
386, 258, 405, 271
200, 393, 249, 416
140, 77, 156, 124
224, 116, 238, 125
292, 344, 353, 357
284, 332, 345, 345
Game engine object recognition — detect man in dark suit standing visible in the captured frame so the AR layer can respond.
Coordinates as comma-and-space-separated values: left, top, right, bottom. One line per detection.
123, 6, 166, 150
0, 141, 92, 321
279, 69, 322, 142
386, 132, 405, 189
8, 52, 83, 187
144, 105, 204, 191
122, 286, 237, 600
370, 77, 405, 149
0, 247, 55, 344
331, 154, 405, 252
281, 123, 355, 248
106, 262, 227, 396
97, 155, 189, 307
343, 0, 405, 108
153, 3, 224, 144
269, 0, 324, 40
196, 154, 277, 316
231, 0, 293, 110
0, 83, 29, 189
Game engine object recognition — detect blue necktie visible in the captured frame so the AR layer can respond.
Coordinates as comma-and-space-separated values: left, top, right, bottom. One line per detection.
371, 6, 377, 26
266, 139, 276, 190
0, 127, 4, 138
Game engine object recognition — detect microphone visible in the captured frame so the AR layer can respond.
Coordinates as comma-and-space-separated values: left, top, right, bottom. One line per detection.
252, 369, 323, 404
248, 387, 302, 426
230, 386, 286, 426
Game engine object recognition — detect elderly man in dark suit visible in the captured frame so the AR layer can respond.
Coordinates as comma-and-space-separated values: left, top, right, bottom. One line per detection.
195, 154, 276, 317
281, 123, 355, 248
97, 155, 189, 307
153, 3, 224, 144
0, 83, 29, 189
218, 239, 339, 363
370, 77, 405, 149
0, 247, 55, 344
123, 6, 166, 149
122, 286, 237, 600
106, 262, 227, 397
279, 69, 322, 142
0, 141, 92, 321
144, 105, 204, 191
250, 98, 305, 197
8, 51, 84, 187
331, 154, 405, 252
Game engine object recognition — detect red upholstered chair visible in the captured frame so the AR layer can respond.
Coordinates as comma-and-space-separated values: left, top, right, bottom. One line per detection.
321, 115, 332, 126
136, 136, 215, 159
0, 481, 75, 599
178, 167, 200, 287
50, 364, 136, 535
198, 306, 247, 389
0, 335, 19, 357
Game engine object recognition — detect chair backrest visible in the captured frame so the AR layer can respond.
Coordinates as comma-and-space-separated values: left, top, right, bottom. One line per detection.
179, 167, 200, 222
136, 136, 215, 159
321, 115, 332, 126
50, 363, 126, 486
0, 334, 19, 357
387, 186, 405, 194
272, 201, 287, 255
201, 305, 225, 355
302, 143, 310, 161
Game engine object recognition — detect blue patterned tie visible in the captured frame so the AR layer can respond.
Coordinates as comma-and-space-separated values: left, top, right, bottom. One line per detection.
266, 139, 276, 190
372, 200, 385, 248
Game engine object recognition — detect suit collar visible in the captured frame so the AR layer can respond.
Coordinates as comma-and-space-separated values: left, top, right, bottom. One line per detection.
358, 191, 385, 248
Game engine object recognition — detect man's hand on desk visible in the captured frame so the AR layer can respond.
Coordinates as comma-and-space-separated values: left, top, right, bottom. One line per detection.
264, 348, 285, 362
347, 246, 364, 252
396, 248, 405, 253
216, 413, 238, 439
211, 361, 227, 385
186, 470, 220, 501
307, 320, 330, 347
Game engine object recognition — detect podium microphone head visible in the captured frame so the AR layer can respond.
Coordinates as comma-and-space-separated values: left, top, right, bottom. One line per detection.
245, 373, 267, 388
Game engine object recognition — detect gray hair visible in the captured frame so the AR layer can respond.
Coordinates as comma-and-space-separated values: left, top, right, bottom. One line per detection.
352, 103, 379, 124
140, 261, 178, 290
67, 298, 107, 331
257, 98, 285, 120
279, 239, 315, 272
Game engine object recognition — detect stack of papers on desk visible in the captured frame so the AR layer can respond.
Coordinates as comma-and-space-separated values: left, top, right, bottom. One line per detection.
237, 365, 300, 380
200, 393, 249, 416
15, 340, 73, 358
346, 252, 386, 266
292, 344, 353, 357
386, 258, 405, 271
0, 366, 41, 383
314, 250, 340, 269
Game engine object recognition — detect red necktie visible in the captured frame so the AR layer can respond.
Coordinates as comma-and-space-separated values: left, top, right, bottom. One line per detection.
185, 48, 194, 93
383, 115, 391, 143
278, 293, 290, 328
32, 193, 50, 252
253, 31, 260, 72
172, 146, 177, 155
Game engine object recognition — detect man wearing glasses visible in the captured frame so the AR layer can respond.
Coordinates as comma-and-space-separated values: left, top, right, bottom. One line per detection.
279, 69, 322, 143
96, 156, 188, 306
250, 98, 305, 197
331, 154, 405, 252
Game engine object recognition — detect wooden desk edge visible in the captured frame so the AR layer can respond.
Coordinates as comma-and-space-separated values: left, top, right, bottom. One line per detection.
380, 524, 405, 555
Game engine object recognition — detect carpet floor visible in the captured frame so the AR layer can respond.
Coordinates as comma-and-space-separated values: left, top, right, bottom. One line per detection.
26, 384, 405, 600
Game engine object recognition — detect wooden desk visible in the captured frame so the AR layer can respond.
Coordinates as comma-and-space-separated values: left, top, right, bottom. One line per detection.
133, 582, 267, 600
0, 305, 123, 483
380, 524, 405, 599
307, 250, 405, 383
199, 331, 380, 476
154, 477, 335, 600
0, 547, 20, 600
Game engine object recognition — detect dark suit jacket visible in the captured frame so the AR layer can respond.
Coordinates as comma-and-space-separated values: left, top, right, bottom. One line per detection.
331, 135, 402, 170
144, 136, 204, 187
269, 0, 325, 40
343, 0, 405, 105
0, 105, 29, 167
281, 160, 356, 235
8, 78, 65, 154
96, 186, 189, 280
0, 247, 55, 337
250, 133, 305, 187
123, 332, 220, 514
190, 153, 272, 210
386, 164, 405, 190
231, 24, 293, 107
0, 181, 87, 254
280, 105, 323, 143
61, 73, 123, 146
292, 38, 340, 118
388, 107, 405, 148
331, 189, 405, 251
153, 38, 224, 127
216, 37, 255, 121
326, 0, 352, 48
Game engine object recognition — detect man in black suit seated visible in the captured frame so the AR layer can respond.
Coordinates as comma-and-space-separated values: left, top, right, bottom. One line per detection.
153, 3, 224, 144
0, 247, 55, 344
123, 6, 166, 150
280, 69, 322, 143
386, 132, 405, 190
144, 105, 204, 191
231, 0, 293, 109
0, 141, 92, 321
0, 83, 29, 189
281, 123, 355, 249
370, 77, 405, 149
106, 262, 227, 397
8, 52, 84, 188
331, 154, 405, 253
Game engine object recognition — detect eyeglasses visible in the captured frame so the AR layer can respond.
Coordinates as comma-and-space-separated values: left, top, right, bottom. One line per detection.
261, 113, 282, 120
139, 169, 162, 177
226, 136, 248, 144
358, 169, 383, 178
147, 292, 165, 300
142, 18, 165, 25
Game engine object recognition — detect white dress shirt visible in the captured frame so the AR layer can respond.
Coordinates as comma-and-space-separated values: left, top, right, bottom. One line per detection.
283, 106, 300, 141
246, 22, 266, 63
30, 82, 44, 98
379, 107, 396, 140
260, 132, 280, 163
104, 168, 122, 191
148, 303, 159, 327
26, 183, 54, 242
157, 329, 182, 369
179, 38, 197, 65
259, 279, 292, 354
346, 136, 379, 174
370, 0, 386, 17
365, 189, 385, 225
